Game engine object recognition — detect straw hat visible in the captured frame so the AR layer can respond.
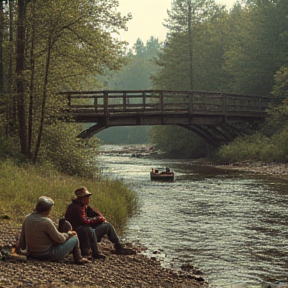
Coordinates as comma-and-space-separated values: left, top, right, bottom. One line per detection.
74, 187, 92, 198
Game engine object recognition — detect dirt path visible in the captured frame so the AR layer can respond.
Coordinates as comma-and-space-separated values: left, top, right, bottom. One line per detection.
0, 222, 207, 288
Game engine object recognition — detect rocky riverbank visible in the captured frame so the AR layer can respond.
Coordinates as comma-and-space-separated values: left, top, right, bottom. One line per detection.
214, 161, 288, 181
0, 221, 207, 288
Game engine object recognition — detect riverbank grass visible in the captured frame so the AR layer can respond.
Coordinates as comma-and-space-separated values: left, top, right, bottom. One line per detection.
0, 160, 137, 230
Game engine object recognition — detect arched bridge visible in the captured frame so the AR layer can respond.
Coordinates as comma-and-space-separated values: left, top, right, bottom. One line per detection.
60, 90, 273, 147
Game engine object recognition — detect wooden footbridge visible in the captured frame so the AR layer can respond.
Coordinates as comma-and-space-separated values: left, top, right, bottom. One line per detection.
60, 90, 273, 147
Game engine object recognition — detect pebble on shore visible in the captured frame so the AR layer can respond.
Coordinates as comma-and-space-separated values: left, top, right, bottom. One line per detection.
0, 221, 208, 288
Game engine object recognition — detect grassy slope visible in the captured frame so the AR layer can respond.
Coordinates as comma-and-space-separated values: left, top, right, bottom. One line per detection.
0, 160, 137, 231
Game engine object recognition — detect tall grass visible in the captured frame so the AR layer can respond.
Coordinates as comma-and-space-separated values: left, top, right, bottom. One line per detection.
0, 160, 138, 232
216, 133, 280, 164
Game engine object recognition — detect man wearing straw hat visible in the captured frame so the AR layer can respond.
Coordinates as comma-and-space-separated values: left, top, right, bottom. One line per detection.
65, 187, 135, 259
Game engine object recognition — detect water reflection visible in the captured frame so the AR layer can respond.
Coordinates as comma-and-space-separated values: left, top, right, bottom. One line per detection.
98, 149, 288, 288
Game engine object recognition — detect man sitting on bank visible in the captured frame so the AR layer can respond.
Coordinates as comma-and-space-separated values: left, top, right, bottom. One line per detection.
16, 196, 90, 265
64, 187, 135, 259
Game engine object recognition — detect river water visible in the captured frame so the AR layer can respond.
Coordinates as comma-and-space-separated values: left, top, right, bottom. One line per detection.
97, 145, 288, 288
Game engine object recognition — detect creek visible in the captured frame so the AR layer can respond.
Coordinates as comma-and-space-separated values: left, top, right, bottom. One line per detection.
98, 145, 288, 288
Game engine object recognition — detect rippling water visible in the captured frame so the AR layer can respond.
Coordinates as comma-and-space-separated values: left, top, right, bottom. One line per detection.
97, 146, 288, 288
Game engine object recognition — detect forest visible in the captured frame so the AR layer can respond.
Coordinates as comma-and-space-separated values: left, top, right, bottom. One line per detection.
1, 0, 288, 177
0, 0, 133, 176
100, 0, 288, 162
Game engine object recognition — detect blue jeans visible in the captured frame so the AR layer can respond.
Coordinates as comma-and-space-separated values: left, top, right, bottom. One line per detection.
49, 236, 79, 262
94, 222, 120, 244
76, 223, 120, 256
76, 226, 99, 257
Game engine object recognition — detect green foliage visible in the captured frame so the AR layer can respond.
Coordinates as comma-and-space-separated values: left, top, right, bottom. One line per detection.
270, 124, 288, 163
97, 126, 150, 144
153, 33, 191, 90
216, 133, 277, 163
272, 66, 288, 99
217, 118, 288, 164
1, 0, 131, 164
222, 1, 288, 95
0, 160, 138, 231
150, 0, 225, 154
154, 0, 288, 95
217, 95, 288, 164
96, 37, 162, 144
165, 0, 223, 33
150, 0, 288, 159
149, 125, 207, 159
37, 123, 101, 178
260, 103, 288, 137
100, 36, 162, 90
0, 122, 101, 177
24, 0, 130, 89
0, 136, 25, 163
91, 179, 137, 228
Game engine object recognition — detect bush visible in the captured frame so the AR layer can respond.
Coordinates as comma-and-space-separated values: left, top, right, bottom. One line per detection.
216, 133, 278, 163
0, 136, 27, 164
38, 123, 100, 178
272, 126, 288, 162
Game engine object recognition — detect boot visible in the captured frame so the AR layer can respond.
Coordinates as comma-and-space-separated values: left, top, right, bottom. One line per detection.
92, 252, 106, 260
75, 257, 92, 265
76, 226, 92, 257
114, 242, 136, 255
72, 240, 91, 264
88, 227, 106, 260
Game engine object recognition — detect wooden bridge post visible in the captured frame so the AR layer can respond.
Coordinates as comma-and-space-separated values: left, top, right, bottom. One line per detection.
160, 91, 164, 112
94, 95, 98, 111
188, 91, 193, 114
223, 93, 228, 121
123, 92, 127, 111
104, 91, 108, 115
258, 97, 262, 111
142, 91, 146, 111
67, 93, 71, 107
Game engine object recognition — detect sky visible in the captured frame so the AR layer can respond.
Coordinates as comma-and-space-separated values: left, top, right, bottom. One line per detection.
117, 0, 237, 47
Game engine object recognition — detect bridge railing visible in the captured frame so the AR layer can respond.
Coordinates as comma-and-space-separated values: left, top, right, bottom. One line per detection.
60, 90, 272, 116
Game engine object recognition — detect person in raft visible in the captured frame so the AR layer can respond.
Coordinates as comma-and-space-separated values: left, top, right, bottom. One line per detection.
64, 187, 135, 259
16, 196, 90, 265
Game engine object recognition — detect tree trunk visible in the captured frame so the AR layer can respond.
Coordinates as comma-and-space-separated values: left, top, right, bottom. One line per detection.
7, 0, 17, 136
28, 1, 36, 156
0, 0, 4, 94
33, 35, 52, 164
16, 0, 28, 156
187, 1, 193, 91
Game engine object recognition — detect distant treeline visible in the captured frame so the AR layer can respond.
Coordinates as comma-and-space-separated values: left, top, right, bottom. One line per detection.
98, 0, 288, 160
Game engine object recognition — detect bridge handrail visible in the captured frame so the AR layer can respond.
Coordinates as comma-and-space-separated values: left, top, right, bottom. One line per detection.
59, 90, 273, 116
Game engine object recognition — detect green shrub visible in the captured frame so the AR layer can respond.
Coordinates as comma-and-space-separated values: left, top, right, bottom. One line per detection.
0, 136, 27, 164
272, 126, 288, 162
149, 125, 208, 158
38, 123, 100, 178
216, 133, 278, 163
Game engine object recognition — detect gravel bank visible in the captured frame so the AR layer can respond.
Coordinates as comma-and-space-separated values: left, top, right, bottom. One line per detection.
214, 161, 288, 181
0, 221, 208, 288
